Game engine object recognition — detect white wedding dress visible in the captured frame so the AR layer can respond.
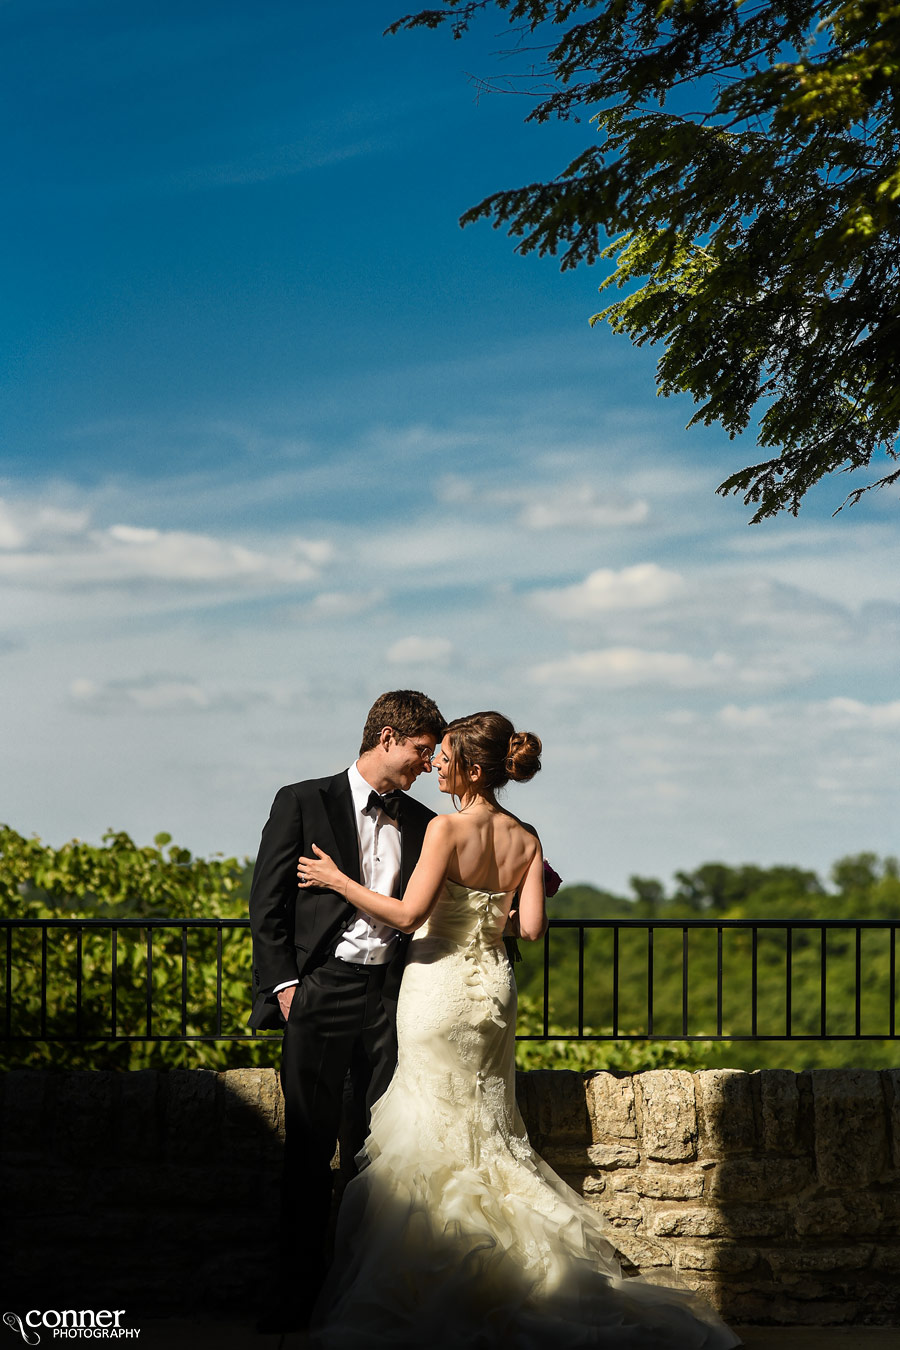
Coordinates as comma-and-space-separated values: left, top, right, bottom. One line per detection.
311, 880, 741, 1348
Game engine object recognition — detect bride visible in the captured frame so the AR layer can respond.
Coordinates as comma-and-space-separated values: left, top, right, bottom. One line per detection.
296, 711, 740, 1349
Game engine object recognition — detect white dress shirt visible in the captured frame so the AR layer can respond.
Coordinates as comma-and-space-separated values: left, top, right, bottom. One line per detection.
332, 761, 402, 965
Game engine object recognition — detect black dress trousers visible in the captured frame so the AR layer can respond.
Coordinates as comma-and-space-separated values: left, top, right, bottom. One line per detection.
278, 953, 397, 1290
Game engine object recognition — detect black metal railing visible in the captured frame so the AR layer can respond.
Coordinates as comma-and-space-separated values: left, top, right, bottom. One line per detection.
1, 916, 897, 1043
516, 918, 898, 1040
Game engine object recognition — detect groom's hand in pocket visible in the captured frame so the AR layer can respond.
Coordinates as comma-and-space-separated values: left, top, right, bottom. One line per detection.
277, 986, 297, 1021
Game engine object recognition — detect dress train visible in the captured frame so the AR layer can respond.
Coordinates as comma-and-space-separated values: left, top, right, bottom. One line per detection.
311, 880, 741, 1349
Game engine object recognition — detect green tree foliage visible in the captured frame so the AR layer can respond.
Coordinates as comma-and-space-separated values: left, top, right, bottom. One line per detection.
514, 992, 705, 1070
2, 828, 898, 1071
0, 826, 269, 1071
515, 851, 900, 1070
392, 0, 900, 519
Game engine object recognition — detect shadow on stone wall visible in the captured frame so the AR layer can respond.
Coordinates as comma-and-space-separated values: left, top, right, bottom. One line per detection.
1, 1069, 285, 1318
695, 1069, 900, 1327
517, 1066, 900, 1328
2, 1067, 899, 1325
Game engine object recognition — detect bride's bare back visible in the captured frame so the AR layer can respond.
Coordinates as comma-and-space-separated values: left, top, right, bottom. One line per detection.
443, 805, 538, 894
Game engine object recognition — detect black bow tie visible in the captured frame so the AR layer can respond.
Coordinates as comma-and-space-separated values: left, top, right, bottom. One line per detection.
365, 789, 403, 821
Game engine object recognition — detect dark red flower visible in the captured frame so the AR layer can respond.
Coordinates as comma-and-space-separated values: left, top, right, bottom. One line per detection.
543, 859, 562, 897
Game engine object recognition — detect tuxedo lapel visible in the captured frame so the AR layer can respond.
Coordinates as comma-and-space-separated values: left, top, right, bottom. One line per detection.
321, 772, 362, 886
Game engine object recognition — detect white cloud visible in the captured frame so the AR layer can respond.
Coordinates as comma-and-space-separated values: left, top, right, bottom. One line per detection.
305, 589, 385, 618
387, 636, 453, 664
819, 697, 900, 729
0, 498, 88, 551
69, 675, 281, 715
717, 704, 773, 728
93, 524, 327, 584
71, 677, 211, 713
532, 563, 684, 616
531, 646, 736, 689
0, 501, 25, 549
531, 645, 801, 690
0, 497, 330, 591
5, 407, 900, 893
518, 486, 649, 530
435, 476, 648, 530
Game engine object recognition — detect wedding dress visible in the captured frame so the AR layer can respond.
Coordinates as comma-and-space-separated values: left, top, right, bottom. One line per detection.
311, 880, 740, 1348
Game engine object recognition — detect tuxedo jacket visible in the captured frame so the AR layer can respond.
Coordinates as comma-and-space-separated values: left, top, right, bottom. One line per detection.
247, 770, 434, 1030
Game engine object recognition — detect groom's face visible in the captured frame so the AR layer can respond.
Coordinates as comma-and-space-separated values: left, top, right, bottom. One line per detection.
381, 728, 436, 792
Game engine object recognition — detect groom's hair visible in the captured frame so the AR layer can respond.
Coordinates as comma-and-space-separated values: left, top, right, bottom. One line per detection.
359, 690, 446, 754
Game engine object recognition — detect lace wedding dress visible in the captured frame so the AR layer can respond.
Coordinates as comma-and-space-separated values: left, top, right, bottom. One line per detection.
311, 880, 740, 1348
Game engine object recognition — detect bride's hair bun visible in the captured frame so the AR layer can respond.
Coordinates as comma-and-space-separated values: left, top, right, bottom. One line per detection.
506, 730, 542, 783
445, 711, 542, 792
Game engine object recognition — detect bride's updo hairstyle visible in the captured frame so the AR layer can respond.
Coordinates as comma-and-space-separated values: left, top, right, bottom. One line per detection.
446, 711, 541, 793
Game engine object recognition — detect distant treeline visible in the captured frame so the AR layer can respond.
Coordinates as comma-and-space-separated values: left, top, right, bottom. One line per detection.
516, 855, 900, 1073
2, 827, 897, 1073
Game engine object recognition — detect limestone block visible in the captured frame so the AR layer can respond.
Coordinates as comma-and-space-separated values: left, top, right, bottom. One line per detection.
157, 1160, 274, 1212
765, 1245, 874, 1273
600, 1189, 643, 1222
1, 1159, 84, 1214
580, 1171, 606, 1195
586, 1142, 640, 1169
723, 1290, 857, 1325
695, 1070, 756, 1157
91, 1162, 182, 1211
605, 1213, 640, 1230
857, 1280, 900, 1322
0, 1070, 49, 1159
56, 1071, 117, 1165
652, 1205, 789, 1239
675, 1244, 761, 1273
516, 1070, 589, 1148
757, 1069, 803, 1155
611, 1233, 673, 1268
534, 1142, 590, 1171
118, 1069, 161, 1162
637, 1070, 697, 1162
586, 1072, 637, 1141
165, 1068, 218, 1161
611, 1166, 705, 1200
260, 1066, 285, 1137
794, 1194, 882, 1238
220, 1068, 284, 1162
227, 1066, 285, 1135
872, 1246, 900, 1272
883, 1069, 900, 1170
811, 1069, 888, 1188
673, 1275, 728, 1311
707, 1157, 814, 1203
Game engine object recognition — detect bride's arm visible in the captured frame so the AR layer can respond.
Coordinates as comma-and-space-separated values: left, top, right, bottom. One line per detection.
516, 845, 548, 941
297, 816, 455, 933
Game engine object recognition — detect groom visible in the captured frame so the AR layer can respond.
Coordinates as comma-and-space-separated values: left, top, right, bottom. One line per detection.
248, 689, 446, 1326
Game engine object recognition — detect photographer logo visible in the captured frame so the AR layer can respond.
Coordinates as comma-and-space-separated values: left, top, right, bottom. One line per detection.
3, 1312, 139, 1342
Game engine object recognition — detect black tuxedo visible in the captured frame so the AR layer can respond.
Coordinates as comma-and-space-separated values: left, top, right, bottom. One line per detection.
247, 768, 434, 1310
248, 770, 433, 1025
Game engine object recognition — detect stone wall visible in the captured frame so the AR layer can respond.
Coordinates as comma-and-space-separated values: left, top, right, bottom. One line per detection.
521, 1067, 900, 1326
2, 1067, 899, 1324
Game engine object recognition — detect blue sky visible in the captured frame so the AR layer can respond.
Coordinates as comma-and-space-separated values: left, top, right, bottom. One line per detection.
3, 0, 899, 891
